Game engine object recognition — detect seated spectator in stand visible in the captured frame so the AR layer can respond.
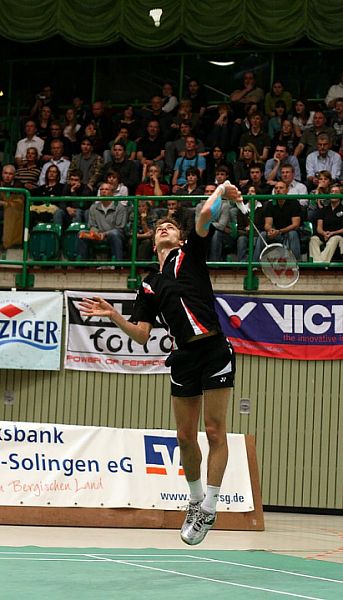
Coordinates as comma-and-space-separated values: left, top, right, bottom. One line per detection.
253, 180, 302, 261
164, 120, 205, 172
239, 113, 271, 162
305, 134, 341, 189
16, 147, 41, 191
185, 78, 207, 117
106, 125, 137, 162
294, 111, 336, 158
292, 99, 314, 137
77, 182, 127, 261
205, 145, 233, 184
87, 101, 114, 153
195, 184, 236, 261
15, 120, 44, 167
68, 136, 103, 192
139, 96, 172, 139
63, 107, 82, 152
29, 84, 58, 120
161, 82, 178, 114
127, 199, 158, 260
35, 105, 52, 141
38, 140, 70, 186
330, 97, 343, 153
267, 100, 288, 139
307, 170, 333, 224
53, 169, 90, 229
234, 143, 259, 190
41, 121, 73, 162
101, 170, 128, 200
237, 185, 265, 262
265, 143, 301, 185
72, 96, 91, 128
0, 164, 24, 249
205, 103, 234, 152
113, 104, 140, 141
177, 167, 204, 198
171, 135, 206, 192
230, 71, 264, 119
136, 163, 169, 199
101, 141, 139, 194
136, 120, 165, 171
279, 164, 308, 211
264, 80, 292, 117
325, 71, 343, 109
309, 183, 343, 262
30, 165, 63, 227
271, 119, 300, 155
240, 162, 271, 196
164, 198, 194, 236
83, 121, 105, 156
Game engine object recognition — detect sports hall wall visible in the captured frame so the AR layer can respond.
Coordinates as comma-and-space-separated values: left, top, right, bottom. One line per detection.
1, 349, 342, 511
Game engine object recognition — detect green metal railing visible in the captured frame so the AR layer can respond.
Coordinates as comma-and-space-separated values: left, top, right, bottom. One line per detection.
1, 188, 343, 291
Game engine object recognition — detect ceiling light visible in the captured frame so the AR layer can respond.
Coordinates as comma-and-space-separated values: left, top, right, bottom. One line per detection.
208, 61, 235, 67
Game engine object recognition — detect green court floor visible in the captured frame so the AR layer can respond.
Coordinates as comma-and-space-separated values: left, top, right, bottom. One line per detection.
1, 547, 342, 599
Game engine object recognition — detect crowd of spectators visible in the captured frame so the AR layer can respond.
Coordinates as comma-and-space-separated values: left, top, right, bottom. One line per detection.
1, 71, 343, 265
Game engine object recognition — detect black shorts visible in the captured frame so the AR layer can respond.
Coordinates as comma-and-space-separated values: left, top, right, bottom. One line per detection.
165, 334, 236, 397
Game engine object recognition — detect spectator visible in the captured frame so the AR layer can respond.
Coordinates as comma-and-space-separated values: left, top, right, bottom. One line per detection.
161, 82, 178, 114
271, 119, 300, 155
108, 125, 137, 161
98, 170, 128, 209
240, 162, 271, 196
325, 71, 343, 108
102, 141, 139, 194
195, 185, 236, 261
127, 199, 158, 260
185, 78, 207, 116
164, 120, 205, 172
139, 96, 172, 139
294, 111, 336, 158
309, 183, 343, 262
308, 170, 333, 224
164, 198, 194, 236
237, 186, 265, 262
41, 121, 73, 161
0, 164, 24, 250
239, 113, 271, 162
83, 121, 105, 156
292, 99, 314, 137
113, 104, 140, 141
205, 145, 232, 184
230, 71, 264, 118
279, 164, 308, 208
305, 134, 341, 188
172, 135, 206, 192
177, 167, 204, 197
253, 180, 302, 261
136, 119, 165, 170
72, 96, 91, 127
53, 169, 90, 229
15, 120, 44, 167
265, 143, 301, 185
35, 105, 52, 140
136, 163, 169, 198
264, 80, 292, 117
38, 140, 71, 186
30, 84, 58, 120
234, 143, 259, 190
330, 97, 343, 153
205, 103, 234, 152
168, 99, 199, 137
267, 100, 288, 139
16, 147, 41, 191
63, 107, 82, 150
68, 136, 103, 192
88, 101, 114, 151
77, 182, 127, 261
30, 164, 63, 227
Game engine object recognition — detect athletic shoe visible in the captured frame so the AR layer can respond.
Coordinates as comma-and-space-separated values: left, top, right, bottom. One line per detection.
180, 509, 216, 545
180, 501, 201, 541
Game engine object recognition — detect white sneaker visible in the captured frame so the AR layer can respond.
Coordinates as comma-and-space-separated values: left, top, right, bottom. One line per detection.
180, 502, 201, 541
180, 508, 216, 545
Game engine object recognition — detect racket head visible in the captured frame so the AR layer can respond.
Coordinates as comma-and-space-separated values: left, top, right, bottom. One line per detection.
259, 243, 299, 288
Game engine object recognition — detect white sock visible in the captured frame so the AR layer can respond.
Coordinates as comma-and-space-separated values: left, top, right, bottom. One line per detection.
201, 485, 220, 514
188, 479, 204, 504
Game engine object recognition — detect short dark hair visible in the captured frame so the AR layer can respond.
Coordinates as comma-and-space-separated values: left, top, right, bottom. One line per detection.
69, 169, 83, 180
81, 136, 93, 145
215, 164, 229, 175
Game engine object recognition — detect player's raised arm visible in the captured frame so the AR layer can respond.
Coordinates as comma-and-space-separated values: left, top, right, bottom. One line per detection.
79, 296, 152, 345
196, 181, 245, 237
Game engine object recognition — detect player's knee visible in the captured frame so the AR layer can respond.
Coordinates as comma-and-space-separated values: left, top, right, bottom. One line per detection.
177, 429, 197, 448
205, 424, 227, 447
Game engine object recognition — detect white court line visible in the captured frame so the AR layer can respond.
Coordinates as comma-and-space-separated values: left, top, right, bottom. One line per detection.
189, 555, 343, 585
87, 555, 328, 600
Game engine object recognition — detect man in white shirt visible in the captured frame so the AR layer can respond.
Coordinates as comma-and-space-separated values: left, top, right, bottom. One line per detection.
325, 71, 343, 108
305, 134, 342, 188
38, 140, 70, 185
279, 164, 308, 207
15, 120, 44, 167
265, 143, 301, 184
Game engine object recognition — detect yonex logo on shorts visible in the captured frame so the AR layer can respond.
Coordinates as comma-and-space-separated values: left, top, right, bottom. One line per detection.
144, 435, 184, 476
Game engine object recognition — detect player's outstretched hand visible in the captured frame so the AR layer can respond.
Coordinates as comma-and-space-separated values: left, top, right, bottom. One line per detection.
79, 296, 114, 318
219, 180, 243, 203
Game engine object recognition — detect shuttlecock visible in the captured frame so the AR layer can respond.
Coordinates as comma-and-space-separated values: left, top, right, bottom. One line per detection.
149, 8, 163, 27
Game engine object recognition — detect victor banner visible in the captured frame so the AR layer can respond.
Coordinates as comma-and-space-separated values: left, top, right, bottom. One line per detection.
0, 421, 254, 511
0, 291, 63, 370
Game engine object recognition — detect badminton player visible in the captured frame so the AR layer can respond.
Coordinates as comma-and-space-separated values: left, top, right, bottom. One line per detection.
80, 181, 243, 545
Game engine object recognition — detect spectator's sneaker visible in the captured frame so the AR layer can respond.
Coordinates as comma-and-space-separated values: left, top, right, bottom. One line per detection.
180, 502, 201, 541
180, 509, 216, 545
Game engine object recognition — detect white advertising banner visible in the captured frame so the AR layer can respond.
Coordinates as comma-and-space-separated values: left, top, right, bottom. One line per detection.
0, 291, 63, 370
0, 422, 254, 512
64, 291, 171, 374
